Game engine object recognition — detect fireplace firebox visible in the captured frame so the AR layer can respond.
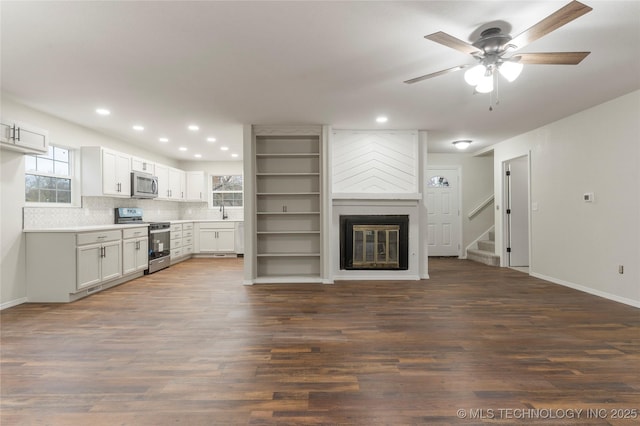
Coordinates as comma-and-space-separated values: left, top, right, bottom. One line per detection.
340, 215, 409, 270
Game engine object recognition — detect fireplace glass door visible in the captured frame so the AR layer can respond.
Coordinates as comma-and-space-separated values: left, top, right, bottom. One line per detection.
352, 225, 399, 269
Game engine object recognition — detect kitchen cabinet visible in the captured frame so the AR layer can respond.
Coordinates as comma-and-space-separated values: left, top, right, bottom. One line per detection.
155, 163, 170, 199
25, 226, 147, 302
0, 118, 49, 154
196, 222, 235, 253
168, 167, 185, 200
81, 147, 131, 197
122, 227, 149, 275
131, 157, 155, 175
76, 230, 122, 289
170, 222, 194, 264
186, 171, 208, 202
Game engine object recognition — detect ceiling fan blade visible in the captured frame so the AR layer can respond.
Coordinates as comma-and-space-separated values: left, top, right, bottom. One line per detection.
404, 64, 472, 84
510, 1, 593, 50
512, 52, 590, 65
425, 31, 481, 56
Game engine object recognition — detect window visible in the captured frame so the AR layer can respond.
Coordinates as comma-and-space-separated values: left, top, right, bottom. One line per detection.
25, 145, 72, 204
427, 175, 449, 187
211, 175, 243, 207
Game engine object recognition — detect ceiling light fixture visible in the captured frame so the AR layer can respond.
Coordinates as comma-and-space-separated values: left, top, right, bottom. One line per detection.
194, 154, 202, 158
452, 140, 472, 150
96, 108, 110, 116
132, 125, 144, 131
376, 116, 388, 123
207, 137, 216, 142
159, 137, 169, 143
220, 146, 229, 151
188, 125, 199, 131
231, 153, 239, 158
179, 147, 188, 151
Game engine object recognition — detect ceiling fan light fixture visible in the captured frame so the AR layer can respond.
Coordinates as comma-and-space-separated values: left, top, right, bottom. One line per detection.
475, 74, 494, 93
464, 64, 486, 86
453, 140, 472, 150
499, 61, 524, 82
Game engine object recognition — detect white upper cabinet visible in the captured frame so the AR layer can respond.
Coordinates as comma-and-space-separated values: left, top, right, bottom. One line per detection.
0, 118, 49, 154
168, 167, 185, 201
186, 171, 208, 202
131, 157, 155, 175
81, 147, 131, 197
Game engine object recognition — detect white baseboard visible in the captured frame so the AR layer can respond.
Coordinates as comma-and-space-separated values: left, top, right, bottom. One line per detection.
530, 272, 640, 309
1, 297, 27, 310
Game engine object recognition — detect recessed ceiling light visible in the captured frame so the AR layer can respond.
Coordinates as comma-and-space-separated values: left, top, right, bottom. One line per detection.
132, 125, 144, 131
159, 137, 169, 143
220, 146, 229, 151
194, 154, 202, 158
188, 125, 199, 131
96, 108, 110, 116
179, 147, 188, 151
231, 153, 239, 158
207, 137, 216, 142
376, 116, 388, 123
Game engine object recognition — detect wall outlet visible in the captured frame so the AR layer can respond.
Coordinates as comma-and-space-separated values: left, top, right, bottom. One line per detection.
618, 265, 624, 274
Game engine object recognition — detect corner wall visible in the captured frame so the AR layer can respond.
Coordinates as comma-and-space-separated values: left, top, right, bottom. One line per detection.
492, 90, 640, 307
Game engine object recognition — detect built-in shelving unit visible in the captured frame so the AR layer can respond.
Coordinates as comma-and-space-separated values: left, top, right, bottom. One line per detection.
249, 126, 324, 282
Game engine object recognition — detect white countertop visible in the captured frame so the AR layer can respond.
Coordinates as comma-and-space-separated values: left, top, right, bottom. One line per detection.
24, 219, 243, 232
23, 223, 150, 233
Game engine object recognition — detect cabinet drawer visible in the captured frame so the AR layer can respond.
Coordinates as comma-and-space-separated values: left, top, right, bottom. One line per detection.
182, 222, 194, 231
183, 229, 193, 238
171, 248, 182, 258
199, 222, 235, 230
184, 245, 193, 255
182, 237, 193, 247
77, 230, 121, 245
122, 227, 148, 239
171, 230, 183, 240
171, 224, 183, 232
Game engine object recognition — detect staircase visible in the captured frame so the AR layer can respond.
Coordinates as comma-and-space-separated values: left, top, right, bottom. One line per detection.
467, 230, 500, 266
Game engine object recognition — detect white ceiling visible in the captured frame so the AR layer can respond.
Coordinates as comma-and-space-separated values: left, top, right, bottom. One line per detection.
2, 1, 639, 161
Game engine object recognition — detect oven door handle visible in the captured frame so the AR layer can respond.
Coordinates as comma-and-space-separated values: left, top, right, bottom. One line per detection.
149, 229, 170, 234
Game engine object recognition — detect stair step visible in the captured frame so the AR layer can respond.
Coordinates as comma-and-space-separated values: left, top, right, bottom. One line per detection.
488, 230, 495, 242
478, 240, 495, 252
467, 248, 500, 267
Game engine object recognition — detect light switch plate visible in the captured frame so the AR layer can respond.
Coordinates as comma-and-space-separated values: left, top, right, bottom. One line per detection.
583, 192, 594, 202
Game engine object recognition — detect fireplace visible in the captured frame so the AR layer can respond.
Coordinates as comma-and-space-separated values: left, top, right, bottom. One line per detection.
340, 215, 409, 270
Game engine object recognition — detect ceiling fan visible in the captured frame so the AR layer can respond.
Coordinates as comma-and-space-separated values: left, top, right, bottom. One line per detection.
405, 0, 592, 106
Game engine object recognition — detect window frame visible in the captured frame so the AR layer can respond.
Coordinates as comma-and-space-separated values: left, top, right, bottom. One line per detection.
211, 174, 244, 209
24, 144, 79, 207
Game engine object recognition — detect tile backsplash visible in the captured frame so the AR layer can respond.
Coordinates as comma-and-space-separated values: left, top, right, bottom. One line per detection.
23, 197, 244, 229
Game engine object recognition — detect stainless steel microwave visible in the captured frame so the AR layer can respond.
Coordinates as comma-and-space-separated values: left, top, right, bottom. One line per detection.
131, 171, 158, 199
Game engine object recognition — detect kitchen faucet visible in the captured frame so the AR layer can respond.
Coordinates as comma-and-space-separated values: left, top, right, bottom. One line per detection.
220, 204, 228, 220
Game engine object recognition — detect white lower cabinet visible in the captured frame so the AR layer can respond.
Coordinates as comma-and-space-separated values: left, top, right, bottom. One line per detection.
25, 227, 146, 303
76, 231, 122, 290
196, 222, 235, 253
170, 222, 194, 264
122, 227, 149, 275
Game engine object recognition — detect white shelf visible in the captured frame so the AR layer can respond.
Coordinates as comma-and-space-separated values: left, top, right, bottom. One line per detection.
257, 192, 320, 196
256, 172, 319, 176
257, 253, 321, 257
256, 153, 319, 157
256, 211, 319, 215
257, 231, 320, 234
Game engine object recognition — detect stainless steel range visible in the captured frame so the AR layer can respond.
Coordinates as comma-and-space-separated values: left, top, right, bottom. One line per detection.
115, 208, 170, 274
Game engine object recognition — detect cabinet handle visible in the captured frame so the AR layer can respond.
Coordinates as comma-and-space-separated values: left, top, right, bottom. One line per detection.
15, 126, 20, 141
101, 247, 105, 258
136, 241, 140, 250
10, 125, 16, 141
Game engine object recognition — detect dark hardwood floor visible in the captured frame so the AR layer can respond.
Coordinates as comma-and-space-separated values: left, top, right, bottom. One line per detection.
2, 258, 639, 425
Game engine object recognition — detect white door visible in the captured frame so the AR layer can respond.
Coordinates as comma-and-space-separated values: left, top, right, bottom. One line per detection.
426, 167, 460, 256
505, 156, 529, 267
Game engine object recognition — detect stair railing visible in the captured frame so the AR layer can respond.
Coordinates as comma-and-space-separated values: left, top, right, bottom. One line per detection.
468, 194, 494, 219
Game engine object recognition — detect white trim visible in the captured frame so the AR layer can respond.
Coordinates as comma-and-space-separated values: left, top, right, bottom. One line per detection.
468, 194, 494, 219
332, 274, 421, 281
531, 272, 640, 309
1, 297, 27, 310
332, 193, 422, 200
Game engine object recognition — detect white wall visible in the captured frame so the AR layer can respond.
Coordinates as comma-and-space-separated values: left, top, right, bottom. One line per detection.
428, 152, 494, 252
492, 90, 640, 307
